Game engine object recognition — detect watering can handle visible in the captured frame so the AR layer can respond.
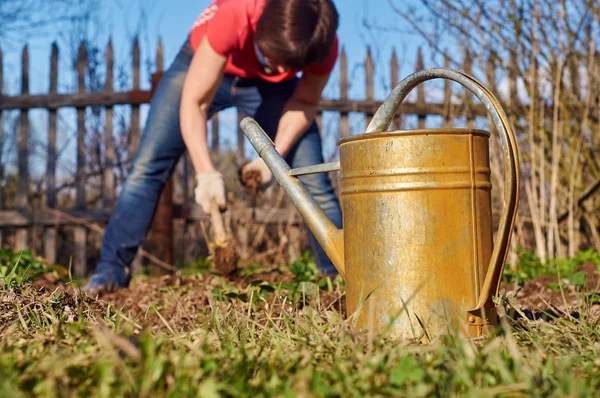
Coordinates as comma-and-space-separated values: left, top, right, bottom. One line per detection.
366, 68, 520, 312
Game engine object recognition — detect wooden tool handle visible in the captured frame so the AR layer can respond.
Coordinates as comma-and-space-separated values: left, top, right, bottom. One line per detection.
209, 201, 228, 245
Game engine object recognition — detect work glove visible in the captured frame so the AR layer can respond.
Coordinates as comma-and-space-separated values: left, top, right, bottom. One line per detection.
240, 158, 273, 189
194, 171, 226, 213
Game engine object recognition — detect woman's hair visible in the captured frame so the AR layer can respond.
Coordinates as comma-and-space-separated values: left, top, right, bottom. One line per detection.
255, 0, 339, 70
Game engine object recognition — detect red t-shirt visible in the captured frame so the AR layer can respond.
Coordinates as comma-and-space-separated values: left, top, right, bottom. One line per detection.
189, 0, 339, 83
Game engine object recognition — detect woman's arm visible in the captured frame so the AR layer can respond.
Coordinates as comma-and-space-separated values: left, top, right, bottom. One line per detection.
241, 70, 331, 186
180, 37, 230, 212
273, 71, 331, 158
180, 37, 228, 173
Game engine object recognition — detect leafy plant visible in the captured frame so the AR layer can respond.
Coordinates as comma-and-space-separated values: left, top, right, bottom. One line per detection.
503, 247, 600, 286
0, 249, 50, 288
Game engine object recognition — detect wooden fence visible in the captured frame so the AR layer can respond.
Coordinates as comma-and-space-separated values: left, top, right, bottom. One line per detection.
0, 38, 487, 276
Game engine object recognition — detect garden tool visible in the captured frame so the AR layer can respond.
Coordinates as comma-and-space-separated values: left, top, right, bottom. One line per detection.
208, 199, 237, 275
239, 68, 520, 341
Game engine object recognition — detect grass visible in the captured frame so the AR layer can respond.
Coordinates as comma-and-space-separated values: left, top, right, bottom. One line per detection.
1, 250, 600, 396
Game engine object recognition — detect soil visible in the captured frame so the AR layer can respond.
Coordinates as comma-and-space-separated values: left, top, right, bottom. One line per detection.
500, 262, 600, 319
240, 169, 262, 194
12, 261, 600, 333
212, 245, 238, 275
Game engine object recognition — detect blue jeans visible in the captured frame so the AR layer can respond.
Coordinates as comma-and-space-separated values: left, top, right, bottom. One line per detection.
94, 40, 342, 285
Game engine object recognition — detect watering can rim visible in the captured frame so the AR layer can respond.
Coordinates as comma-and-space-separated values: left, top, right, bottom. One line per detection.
338, 128, 490, 145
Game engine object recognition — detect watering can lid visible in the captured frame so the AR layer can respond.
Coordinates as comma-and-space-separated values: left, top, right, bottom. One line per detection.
338, 128, 490, 145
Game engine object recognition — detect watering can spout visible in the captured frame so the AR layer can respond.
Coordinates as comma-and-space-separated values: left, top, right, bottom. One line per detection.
239, 117, 345, 277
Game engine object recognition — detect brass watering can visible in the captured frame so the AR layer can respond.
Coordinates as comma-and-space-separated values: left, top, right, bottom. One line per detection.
240, 69, 519, 340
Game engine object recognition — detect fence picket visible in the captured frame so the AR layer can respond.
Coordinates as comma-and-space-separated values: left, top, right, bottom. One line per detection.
339, 47, 349, 138
0, 48, 3, 246
237, 110, 245, 160
75, 42, 87, 209
211, 114, 220, 152
104, 40, 115, 208
129, 37, 141, 162
416, 48, 426, 129
47, 43, 58, 208
365, 47, 374, 126
443, 51, 452, 128
44, 42, 59, 264
0, 47, 3, 212
16, 46, 30, 251
74, 42, 88, 276
390, 49, 400, 130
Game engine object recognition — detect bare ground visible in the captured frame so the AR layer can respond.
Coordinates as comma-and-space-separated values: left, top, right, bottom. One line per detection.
5, 260, 598, 334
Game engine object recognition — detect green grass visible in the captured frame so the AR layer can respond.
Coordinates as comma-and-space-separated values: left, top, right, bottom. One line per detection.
1, 249, 600, 396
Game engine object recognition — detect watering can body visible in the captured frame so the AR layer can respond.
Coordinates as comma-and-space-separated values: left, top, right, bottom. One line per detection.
241, 69, 519, 340
340, 128, 495, 339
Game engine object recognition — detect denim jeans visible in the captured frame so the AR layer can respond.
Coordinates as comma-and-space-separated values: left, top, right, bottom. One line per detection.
94, 40, 343, 285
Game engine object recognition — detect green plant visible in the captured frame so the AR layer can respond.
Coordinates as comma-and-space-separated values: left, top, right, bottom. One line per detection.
0, 249, 50, 289
503, 247, 600, 286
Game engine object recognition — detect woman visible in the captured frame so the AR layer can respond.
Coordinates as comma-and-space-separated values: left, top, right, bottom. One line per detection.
84, 0, 343, 294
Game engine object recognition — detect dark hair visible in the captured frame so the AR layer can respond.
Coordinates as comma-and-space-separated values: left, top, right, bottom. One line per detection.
255, 0, 339, 70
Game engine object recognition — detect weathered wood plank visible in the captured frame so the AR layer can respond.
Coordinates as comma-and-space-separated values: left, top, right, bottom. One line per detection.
339, 47, 350, 139
74, 227, 87, 277
148, 178, 173, 274
47, 42, 58, 208
75, 42, 87, 209
365, 47, 374, 126
45, 42, 59, 263
17, 45, 29, 210
16, 46, 30, 253
0, 209, 112, 227
15, 229, 28, 251
44, 228, 57, 264
443, 51, 452, 128
183, 153, 191, 202
0, 90, 152, 110
156, 38, 164, 73
0, 91, 493, 118
74, 42, 88, 274
0, 47, 2, 246
211, 113, 220, 152
104, 39, 115, 208
145, 71, 173, 274
237, 110, 245, 160
486, 51, 504, 194
173, 204, 301, 224
0, 206, 300, 228
0, 46, 3, 211
129, 37, 141, 163
416, 48, 426, 129
390, 49, 400, 130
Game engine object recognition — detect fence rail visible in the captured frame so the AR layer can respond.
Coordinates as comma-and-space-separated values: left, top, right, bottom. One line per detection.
0, 38, 496, 275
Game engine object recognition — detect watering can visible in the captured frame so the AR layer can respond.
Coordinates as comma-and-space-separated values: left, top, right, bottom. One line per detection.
240, 69, 519, 340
